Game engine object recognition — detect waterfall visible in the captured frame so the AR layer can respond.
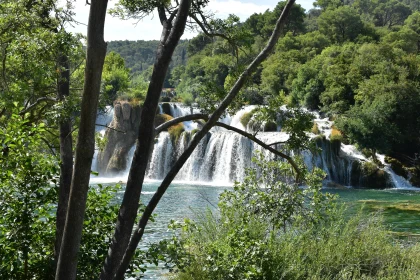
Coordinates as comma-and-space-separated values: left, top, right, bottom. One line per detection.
92, 106, 114, 173
97, 103, 417, 189
95, 106, 114, 134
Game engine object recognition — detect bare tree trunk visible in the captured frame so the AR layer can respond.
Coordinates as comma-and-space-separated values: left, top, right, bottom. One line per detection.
114, 1, 296, 278
54, 53, 73, 262
55, 1, 108, 279
99, 2, 191, 279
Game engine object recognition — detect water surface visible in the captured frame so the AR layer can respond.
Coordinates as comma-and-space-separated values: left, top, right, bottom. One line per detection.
105, 181, 420, 279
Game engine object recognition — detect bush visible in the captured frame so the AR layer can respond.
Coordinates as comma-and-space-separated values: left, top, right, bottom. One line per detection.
162, 156, 420, 280
240, 108, 258, 128
168, 123, 185, 143
170, 210, 420, 280
263, 121, 277, 132
312, 122, 320, 134
330, 126, 343, 143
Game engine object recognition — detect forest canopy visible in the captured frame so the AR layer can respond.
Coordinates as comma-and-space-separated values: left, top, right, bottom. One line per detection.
108, 0, 420, 159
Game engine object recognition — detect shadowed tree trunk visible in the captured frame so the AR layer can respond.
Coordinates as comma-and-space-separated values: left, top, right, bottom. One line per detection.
99, 1, 192, 279
54, 52, 73, 262
55, 1, 108, 279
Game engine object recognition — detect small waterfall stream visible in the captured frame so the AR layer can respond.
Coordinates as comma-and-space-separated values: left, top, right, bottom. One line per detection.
92, 106, 114, 173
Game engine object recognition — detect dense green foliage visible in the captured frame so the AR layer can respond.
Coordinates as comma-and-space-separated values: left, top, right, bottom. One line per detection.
160, 157, 420, 279
107, 40, 188, 87
0, 109, 142, 279
170, 209, 420, 280
117, 0, 420, 160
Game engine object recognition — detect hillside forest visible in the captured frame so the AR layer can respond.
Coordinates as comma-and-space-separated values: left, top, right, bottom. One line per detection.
107, 0, 420, 166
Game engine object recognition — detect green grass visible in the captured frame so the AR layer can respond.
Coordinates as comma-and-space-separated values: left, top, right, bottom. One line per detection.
169, 210, 420, 280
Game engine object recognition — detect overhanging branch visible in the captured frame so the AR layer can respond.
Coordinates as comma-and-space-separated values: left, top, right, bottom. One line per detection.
154, 113, 208, 135
20, 97, 57, 115
214, 122, 301, 178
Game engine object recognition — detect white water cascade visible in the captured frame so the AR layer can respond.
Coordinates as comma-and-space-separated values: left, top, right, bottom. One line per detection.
141, 104, 359, 186
92, 106, 114, 173
94, 103, 417, 189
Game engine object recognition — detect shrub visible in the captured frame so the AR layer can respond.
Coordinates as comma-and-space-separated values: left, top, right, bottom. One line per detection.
239, 108, 258, 128
312, 122, 320, 134
330, 126, 343, 143
95, 132, 108, 152
169, 210, 420, 280
263, 121, 277, 132
161, 156, 420, 280
168, 123, 185, 143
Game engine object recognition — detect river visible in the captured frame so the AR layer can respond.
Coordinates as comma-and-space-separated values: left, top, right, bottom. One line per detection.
92, 179, 420, 279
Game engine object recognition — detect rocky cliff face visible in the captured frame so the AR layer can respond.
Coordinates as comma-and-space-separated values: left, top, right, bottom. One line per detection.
97, 101, 142, 174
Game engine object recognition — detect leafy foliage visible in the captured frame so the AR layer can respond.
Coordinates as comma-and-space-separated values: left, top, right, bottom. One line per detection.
157, 156, 420, 279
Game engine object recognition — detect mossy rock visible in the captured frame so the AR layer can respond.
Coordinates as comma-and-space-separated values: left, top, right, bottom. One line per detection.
313, 134, 326, 143
361, 161, 379, 176
330, 127, 343, 143
160, 96, 171, 102
160, 102, 172, 115
240, 108, 258, 128
191, 128, 199, 135
168, 123, 185, 143
107, 147, 128, 174
154, 114, 173, 130
407, 167, 420, 187
264, 121, 277, 132
311, 122, 320, 134
384, 156, 408, 178
359, 161, 391, 189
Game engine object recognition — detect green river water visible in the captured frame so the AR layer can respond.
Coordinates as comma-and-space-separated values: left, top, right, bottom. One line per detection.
105, 181, 420, 279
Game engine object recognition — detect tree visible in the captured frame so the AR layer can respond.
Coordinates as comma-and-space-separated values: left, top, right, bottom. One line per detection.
373, 0, 411, 28
101, 51, 130, 103
103, 1, 298, 279
55, 1, 109, 279
318, 6, 366, 43
53, 0, 299, 279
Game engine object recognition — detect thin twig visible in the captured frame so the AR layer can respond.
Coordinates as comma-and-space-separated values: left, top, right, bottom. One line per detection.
95, 124, 126, 134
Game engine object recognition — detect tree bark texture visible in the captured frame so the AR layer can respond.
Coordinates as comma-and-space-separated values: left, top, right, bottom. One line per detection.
114, 0, 296, 278
55, 1, 108, 279
99, 1, 191, 279
54, 53, 73, 262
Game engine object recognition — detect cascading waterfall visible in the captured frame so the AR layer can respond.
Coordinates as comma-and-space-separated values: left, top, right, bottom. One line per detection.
142, 103, 358, 185
97, 102, 416, 188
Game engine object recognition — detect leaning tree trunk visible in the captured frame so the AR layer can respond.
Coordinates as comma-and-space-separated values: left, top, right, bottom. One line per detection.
99, 1, 191, 279
54, 52, 73, 262
113, 1, 296, 278
55, 1, 108, 279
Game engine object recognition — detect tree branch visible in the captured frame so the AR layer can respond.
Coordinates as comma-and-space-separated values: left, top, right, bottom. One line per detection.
268, 140, 287, 146
154, 113, 208, 135
214, 122, 300, 176
96, 124, 126, 134
19, 97, 57, 115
